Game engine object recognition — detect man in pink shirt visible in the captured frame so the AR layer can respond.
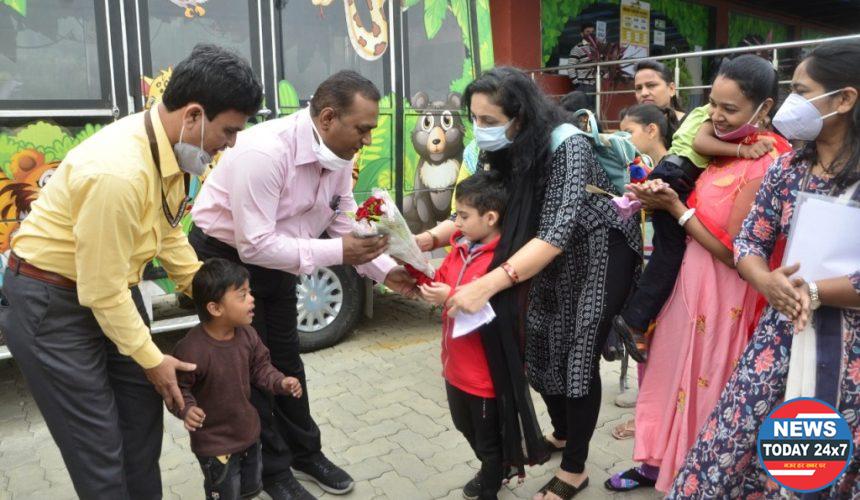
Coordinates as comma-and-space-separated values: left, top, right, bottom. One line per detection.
190, 71, 415, 500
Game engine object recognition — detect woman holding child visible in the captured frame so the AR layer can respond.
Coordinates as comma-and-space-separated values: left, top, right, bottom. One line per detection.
670, 39, 860, 499
606, 55, 791, 493
418, 67, 641, 500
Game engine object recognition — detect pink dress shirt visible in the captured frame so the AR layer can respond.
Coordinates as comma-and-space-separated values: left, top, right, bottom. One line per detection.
192, 108, 395, 283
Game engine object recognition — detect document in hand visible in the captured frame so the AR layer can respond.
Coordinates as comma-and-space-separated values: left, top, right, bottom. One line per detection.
452, 303, 496, 338
783, 191, 860, 282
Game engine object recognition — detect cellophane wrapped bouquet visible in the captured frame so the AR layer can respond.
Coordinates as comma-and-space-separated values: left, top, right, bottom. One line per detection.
351, 189, 435, 285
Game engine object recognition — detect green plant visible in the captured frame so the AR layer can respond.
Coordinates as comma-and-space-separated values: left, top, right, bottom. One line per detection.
541, 0, 710, 65
728, 12, 788, 48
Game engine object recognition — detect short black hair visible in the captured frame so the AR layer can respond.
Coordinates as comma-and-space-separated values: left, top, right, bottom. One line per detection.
192, 258, 250, 323
162, 44, 263, 121
310, 70, 381, 117
454, 170, 508, 224
581, 22, 596, 32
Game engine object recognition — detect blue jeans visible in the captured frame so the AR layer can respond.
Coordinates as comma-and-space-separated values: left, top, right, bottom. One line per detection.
197, 442, 263, 500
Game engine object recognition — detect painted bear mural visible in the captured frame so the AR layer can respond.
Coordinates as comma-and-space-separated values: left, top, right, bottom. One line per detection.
403, 92, 465, 234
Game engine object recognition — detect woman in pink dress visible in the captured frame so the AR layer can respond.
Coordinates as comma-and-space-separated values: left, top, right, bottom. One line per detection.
605, 55, 791, 494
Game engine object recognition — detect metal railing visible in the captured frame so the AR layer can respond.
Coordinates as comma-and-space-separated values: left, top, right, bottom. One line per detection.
528, 33, 860, 121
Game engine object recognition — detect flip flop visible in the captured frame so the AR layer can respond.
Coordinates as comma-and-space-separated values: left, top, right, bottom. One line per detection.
538, 476, 589, 499
603, 467, 656, 492
611, 419, 635, 440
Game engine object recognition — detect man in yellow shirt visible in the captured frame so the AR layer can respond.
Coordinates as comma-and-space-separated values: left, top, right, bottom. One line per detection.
0, 44, 262, 499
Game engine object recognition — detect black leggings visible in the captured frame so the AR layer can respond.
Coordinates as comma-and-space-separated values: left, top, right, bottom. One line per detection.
541, 229, 639, 473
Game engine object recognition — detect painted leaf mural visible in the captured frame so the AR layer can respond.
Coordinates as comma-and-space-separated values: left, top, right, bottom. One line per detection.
424, 0, 447, 39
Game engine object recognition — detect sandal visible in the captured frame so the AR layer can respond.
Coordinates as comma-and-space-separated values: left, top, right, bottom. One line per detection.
538, 476, 589, 499
612, 316, 649, 363
603, 467, 656, 492
611, 418, 635, 440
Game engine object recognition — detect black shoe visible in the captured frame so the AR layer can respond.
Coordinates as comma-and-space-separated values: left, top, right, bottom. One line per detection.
292, 454, 354, 495
263, 472, 316, 500
612, 315, 648, 363
462, 473, 481, 499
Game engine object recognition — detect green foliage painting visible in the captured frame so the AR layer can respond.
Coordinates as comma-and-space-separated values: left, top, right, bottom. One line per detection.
728, 12, 789, 48
0, 122, 101, 181
1, 0, 25, 16
541, 0, 710, 65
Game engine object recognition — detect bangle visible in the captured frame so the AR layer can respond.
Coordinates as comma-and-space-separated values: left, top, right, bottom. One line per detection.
678, 207, 696, 227
423, 230, 439, 249
500, 262, 519, 284
736, 143, 743, 157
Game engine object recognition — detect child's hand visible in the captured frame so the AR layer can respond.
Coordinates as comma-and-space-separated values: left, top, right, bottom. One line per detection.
282, 377, 303, 398
739, 137, 776, 159
183, 406, 206, 432
419, 283, 452, 306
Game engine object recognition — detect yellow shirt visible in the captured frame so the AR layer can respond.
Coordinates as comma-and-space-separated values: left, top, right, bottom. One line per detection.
11, 109, 201, 369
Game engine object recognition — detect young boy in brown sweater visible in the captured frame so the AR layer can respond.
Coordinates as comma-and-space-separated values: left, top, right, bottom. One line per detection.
172, 258, 302, 500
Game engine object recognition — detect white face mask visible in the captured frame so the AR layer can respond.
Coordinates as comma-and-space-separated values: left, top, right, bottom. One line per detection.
173, 113, 211, 177
310, 116, 354, 171
474, 120, 513, 152
772, 89, 842, 141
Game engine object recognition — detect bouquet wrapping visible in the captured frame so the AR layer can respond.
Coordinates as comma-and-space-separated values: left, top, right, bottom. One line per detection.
351, 189, 435, 284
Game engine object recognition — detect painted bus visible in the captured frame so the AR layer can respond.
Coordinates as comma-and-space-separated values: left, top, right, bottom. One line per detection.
0, 0, 494, 357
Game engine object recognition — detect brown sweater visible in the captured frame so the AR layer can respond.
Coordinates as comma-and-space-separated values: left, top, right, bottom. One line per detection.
173, 324, 290, 457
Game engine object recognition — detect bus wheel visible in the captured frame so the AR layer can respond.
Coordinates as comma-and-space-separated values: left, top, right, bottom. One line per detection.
296, 265, 363, 352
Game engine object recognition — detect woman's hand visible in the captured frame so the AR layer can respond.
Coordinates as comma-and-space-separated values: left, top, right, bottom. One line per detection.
419, 283, 451, 306
628, 180, 682, 212
791, 278, 812, 332
447, 278, 495, 316
756, 262, 804, 321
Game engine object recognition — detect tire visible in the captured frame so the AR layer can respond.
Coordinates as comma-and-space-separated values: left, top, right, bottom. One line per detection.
296, 265, 364, 352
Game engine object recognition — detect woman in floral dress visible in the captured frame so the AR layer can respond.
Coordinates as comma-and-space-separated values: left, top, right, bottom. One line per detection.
670, 40, 860, 499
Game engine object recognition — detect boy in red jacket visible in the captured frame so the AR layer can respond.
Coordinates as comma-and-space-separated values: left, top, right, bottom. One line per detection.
419, 170, 507, 500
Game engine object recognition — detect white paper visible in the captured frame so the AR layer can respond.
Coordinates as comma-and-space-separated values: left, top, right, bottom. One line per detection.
452, 304, 496, 338
783, 193, 860, 282
654, 30, 665, 46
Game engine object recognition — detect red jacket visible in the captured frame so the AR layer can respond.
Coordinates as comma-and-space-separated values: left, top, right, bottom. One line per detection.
436, 231, 499, 398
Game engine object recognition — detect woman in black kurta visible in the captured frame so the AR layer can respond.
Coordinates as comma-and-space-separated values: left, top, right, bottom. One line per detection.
417, 67, 641, 500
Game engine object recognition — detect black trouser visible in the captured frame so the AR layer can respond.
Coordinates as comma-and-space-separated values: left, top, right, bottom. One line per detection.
621, 155, 702, 332
197, 442, 263, 500
0, 269, 163, 499
189, 227, 322, 485
446, 383, 503, 500
542, 229, 638, 473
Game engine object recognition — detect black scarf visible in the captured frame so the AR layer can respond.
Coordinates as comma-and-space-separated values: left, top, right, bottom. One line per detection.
478, 149, 550, 478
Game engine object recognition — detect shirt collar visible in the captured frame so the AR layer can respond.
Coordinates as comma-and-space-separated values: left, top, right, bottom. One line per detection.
150, 105, 181, 179
294, 107, 322, 167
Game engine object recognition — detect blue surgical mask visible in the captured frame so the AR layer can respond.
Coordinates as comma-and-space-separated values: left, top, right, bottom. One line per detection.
474, 120, 513, 151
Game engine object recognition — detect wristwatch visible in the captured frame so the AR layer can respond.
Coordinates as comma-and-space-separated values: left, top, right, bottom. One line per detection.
808, 281, 821, 311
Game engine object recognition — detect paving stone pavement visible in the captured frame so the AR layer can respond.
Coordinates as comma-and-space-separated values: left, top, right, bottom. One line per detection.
0, 293, 662, 500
